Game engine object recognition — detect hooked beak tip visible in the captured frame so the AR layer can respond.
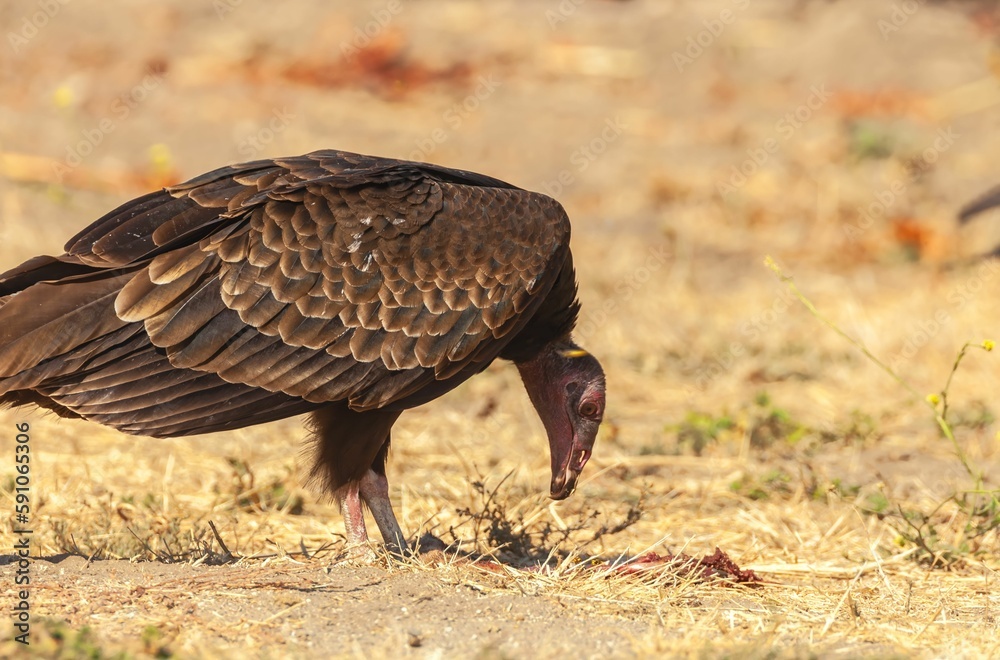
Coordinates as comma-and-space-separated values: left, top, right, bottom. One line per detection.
549, 468, 581, 500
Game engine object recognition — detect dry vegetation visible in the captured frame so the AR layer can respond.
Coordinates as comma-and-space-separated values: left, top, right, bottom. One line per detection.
1, 0, 1000, 657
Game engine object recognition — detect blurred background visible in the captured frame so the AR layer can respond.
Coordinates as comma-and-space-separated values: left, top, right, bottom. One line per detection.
4, 1, 1000, 654
1, 0, 999, 572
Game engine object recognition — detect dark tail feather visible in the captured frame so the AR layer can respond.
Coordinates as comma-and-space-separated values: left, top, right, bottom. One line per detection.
0, 254, 101, 297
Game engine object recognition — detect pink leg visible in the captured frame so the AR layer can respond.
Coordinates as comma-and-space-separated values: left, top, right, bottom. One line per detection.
358, 470, 408, 555
336, 482, 376, 560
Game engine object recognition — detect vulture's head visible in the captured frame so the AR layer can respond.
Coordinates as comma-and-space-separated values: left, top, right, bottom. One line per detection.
517, 338, 606, 500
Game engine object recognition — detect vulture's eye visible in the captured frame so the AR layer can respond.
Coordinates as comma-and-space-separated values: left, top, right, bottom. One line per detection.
578, 400, 601, 420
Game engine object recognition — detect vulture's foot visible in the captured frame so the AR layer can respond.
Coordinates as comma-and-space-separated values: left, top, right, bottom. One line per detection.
342, 542, 380, 564
336, 471, 409, 561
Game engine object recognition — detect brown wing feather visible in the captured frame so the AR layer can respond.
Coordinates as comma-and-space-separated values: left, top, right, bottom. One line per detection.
0, 149, 572, 436
116, 153, 569, 409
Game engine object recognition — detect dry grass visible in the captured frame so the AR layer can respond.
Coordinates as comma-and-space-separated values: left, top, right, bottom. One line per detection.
1, 342, 998, 657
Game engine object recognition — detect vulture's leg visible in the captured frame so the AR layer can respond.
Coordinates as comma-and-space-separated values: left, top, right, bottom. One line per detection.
309, 404, 403, 556
358, 468, 407, 555
336, 482, 371, 548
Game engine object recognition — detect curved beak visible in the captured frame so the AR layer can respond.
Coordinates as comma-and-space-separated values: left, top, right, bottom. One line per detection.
515, 342, 604, 503
549, 442, 592, 500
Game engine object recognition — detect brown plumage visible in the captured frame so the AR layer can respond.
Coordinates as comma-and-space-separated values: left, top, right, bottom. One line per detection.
0, 149, 606, 554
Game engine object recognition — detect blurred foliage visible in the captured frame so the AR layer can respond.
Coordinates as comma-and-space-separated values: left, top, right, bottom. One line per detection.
729, 468, 793, 501
846, 120, 897, 161
664, 391, 813, 457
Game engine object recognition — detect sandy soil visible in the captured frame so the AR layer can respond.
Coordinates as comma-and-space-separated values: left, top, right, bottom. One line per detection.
1, 0, 1000, 657
10, 555, 653, 657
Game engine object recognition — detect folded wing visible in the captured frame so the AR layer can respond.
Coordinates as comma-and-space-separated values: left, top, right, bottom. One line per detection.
0, 150, 571, 434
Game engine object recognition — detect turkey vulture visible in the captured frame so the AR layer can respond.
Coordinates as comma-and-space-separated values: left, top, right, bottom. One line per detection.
0, 150, 606, 555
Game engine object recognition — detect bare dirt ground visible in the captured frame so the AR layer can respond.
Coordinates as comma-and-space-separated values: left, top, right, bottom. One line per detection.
1, 0, 1000, 657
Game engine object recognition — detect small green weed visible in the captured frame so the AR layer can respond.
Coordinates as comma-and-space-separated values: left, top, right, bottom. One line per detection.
767, 257, 1000, 568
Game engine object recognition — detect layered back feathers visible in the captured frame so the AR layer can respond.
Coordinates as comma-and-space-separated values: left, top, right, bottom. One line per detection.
0, 150, 580, 437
